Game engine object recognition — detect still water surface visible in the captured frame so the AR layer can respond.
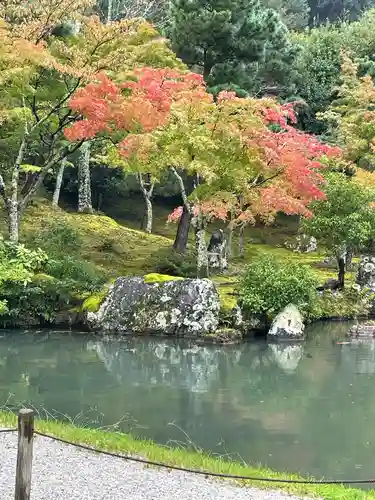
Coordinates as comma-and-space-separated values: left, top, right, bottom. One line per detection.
1, 322, 374, 481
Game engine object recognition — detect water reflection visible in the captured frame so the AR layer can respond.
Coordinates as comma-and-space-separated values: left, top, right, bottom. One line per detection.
1, 322, 375, 484
268, 344, 304, 373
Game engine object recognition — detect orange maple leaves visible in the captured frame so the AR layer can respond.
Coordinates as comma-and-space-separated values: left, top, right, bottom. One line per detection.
64, 68, 207, 141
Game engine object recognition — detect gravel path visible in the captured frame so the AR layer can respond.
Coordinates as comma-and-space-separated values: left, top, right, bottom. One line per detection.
0, 431, 316, 500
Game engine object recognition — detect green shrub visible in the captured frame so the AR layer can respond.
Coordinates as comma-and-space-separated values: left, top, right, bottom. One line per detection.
29, 220, 82, 257
309, 286, 373, 320
0, 234, 105, 325
151, 248, 197, 278
45, 256, 105, 293
239, 254, 319, 320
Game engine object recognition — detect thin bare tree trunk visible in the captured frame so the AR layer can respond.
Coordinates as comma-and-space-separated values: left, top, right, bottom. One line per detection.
52, 159, 66, 209
137, 173, 155, 234
345, 247, 353, 271
226, 211, 235, 259
238, 225, 245, 258
1, 135, 27, 243
196, 227, 208, 278
107, 0, 113, 22
77, 142, 93, 214
171, 166, 192, 253
194, 209, 208, 278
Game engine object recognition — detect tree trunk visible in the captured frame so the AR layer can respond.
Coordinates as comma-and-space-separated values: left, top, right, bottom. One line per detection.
345, 248, 353, 271
77, 142, 93, 214
6, 134, 27, 243
107, 0, 113, 23
226, 219, 234, 260
171, 166, 193, 253
337, 256, 345, 290
137, 173, 154, 234
238, 226, 245, 258
196, 227, 209, 278
173, 204, 191, 253
8, 200, 19, 243
52, 159, 66, 209
144, 197, 153, 234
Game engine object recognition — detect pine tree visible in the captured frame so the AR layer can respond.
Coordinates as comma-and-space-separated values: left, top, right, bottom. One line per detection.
168, 0, 298, 96
261, 0, 310, 30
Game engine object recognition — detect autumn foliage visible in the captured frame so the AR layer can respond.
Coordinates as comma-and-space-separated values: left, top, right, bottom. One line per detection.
64, 68, 341, 225
64, 68, 206, 140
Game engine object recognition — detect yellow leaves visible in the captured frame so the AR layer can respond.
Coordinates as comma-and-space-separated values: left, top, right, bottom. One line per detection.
354, 168, 375, 187
0, 0, 95, 43
48, 15, 182, 81
20, 163, 41, 173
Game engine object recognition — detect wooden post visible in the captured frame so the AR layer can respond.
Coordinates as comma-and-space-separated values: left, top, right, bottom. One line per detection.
14, 409, 34, 500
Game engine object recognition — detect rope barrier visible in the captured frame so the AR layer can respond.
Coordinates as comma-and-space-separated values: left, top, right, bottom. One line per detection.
0, 428, 17, 433
34, 430, 375, 486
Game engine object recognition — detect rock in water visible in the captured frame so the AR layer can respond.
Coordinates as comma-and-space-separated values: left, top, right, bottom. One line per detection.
87, 277, 220, 336
268, 304, 305, 341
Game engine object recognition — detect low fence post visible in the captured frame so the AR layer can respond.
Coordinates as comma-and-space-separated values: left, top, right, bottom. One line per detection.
14, 409, 34, 500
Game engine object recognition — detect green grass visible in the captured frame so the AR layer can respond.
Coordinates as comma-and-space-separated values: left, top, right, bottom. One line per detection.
0, 411, 370, 500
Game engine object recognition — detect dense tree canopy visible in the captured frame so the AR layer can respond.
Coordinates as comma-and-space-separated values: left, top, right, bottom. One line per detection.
168, 0, 299, 96
2, 0, 375, 305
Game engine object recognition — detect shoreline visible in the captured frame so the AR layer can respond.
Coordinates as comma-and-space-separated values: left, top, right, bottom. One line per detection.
0, 411, 370, 499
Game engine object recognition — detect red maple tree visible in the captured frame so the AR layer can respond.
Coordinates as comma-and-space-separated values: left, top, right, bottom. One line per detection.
65, 70, 341, 229
64, 68, 207, 141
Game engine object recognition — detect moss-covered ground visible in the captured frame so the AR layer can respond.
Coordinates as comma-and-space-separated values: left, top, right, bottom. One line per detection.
0, 197, 359, 317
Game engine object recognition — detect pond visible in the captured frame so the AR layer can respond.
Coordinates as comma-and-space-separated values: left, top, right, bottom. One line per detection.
0, 322, 374, 483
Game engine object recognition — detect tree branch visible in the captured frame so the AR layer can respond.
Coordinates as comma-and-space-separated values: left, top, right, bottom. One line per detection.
171, 166, 190, 210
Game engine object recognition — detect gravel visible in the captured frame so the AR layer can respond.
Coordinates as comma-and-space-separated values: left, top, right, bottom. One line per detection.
0, 431, 316, 500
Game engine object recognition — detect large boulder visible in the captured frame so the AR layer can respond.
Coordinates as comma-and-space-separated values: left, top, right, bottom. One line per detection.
87, 276, 220, 336
268, 304, 305, 341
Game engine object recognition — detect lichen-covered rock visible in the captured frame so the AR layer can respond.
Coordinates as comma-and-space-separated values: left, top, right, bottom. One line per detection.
357, 255, 375, 292
356, 255, 375, 312
87, 276, 220, 336
284, 234, 317, 253
268, 304, 305, 340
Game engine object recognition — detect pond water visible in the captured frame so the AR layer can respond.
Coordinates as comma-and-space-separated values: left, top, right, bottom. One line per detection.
1, 322, 375, 482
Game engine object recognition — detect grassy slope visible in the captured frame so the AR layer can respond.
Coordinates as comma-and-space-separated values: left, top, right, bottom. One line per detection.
0, 411, 370, 500
0, 200, 172, 278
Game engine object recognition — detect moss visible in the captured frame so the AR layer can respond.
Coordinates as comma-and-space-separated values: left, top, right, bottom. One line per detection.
212, 277, 238, 315
0, 200, 173, 278
81, 285, 110, 313
143, 273, 184, 284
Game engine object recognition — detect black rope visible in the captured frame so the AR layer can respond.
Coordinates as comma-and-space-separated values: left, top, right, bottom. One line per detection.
0, 428, 16, 433
34, 431, 375, 486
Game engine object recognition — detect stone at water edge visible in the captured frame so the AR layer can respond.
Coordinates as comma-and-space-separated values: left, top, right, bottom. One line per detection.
87, 276, 220, 336
268, 304, 305, 340
356, 255, 375, 313
356, 255, 375, 293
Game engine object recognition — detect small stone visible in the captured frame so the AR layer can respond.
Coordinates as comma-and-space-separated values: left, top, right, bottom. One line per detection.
268, 304, 305, 341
